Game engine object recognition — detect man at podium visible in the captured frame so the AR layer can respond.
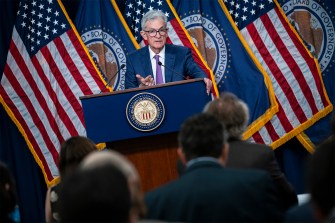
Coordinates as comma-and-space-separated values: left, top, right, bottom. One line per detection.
125, 10, 212, 95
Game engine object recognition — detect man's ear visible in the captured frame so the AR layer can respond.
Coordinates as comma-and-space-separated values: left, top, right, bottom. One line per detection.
177, 148, 187, 165
140, 31, 148, 41
219, 143, 229, 166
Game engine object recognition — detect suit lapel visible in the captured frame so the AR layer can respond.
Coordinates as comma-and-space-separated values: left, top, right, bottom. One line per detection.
141, 46, 154, 78
164, 45, 175, 82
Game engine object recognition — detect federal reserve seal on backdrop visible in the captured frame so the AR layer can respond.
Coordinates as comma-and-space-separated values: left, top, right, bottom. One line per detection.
126, 93, 165, 132
281, 0, 335, 74
80, 28, 127, 90
179, 12, 231, 87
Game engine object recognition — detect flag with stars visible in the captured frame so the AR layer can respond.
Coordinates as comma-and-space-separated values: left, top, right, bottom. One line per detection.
123, 0, 219, 97
172, 0, 278, 138
0, 0, 106, 185
75, 0, 139, 91
222, 0, 332, 149
278, 0, 335, 150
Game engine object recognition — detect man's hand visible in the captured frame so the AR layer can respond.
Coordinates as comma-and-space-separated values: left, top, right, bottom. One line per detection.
203, 78, 212, 95
136, 74, 155, 87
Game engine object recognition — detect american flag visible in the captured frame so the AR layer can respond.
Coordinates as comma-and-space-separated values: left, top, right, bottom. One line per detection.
0, 0, 106, 185
123, 0, 219, 97
278, 0, 335, 149
172, 0, 277, 139
75, 0, 139, 91
124, 0, 182, 45
222, 0, 332, 148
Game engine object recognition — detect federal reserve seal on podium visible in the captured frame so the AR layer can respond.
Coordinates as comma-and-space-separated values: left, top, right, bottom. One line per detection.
126, 92, 165, 131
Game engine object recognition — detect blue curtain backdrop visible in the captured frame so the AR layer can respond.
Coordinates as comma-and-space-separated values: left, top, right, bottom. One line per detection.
0, 0, 310, 221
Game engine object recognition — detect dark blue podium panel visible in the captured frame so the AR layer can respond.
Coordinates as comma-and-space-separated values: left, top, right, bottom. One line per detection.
80, 79, 211, 143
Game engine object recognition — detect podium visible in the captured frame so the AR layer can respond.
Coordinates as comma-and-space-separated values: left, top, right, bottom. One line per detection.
80, 78, 212, 191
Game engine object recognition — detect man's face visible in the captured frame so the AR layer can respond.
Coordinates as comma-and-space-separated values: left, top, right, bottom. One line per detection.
140, 18, 168, 54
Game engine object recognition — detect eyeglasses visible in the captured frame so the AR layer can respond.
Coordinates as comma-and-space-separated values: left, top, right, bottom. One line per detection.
143, 28, 168, 37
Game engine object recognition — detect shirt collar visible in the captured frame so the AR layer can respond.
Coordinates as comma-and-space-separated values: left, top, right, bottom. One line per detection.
186, 156, 219, 168
149, 46, 165, 60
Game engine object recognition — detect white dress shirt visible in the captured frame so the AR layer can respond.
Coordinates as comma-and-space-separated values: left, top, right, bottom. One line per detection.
149, 47, 166, 84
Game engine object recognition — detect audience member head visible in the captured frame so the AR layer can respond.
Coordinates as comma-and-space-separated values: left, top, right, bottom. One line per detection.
81, 150, 146, 221
58, 164, 131, 223
307, 137, 335, 222
203, 92, 249, 141
0, 161, 17, 222
140, 10, 168, 54
57, 136, 97, 178
178, 113, 228, 164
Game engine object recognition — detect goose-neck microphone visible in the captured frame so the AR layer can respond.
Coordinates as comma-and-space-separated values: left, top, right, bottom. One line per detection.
100, 64, 125, 93
157, 61, 185, 80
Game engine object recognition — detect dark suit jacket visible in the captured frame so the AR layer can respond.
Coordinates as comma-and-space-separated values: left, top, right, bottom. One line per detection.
125, 44, 206, 89
145, 160, 284, 223
285, 201, 317, 223
227, 139, 298, 210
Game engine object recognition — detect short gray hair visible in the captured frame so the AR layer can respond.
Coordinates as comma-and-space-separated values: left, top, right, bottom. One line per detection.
203, 92, 249, 140
141, 10, 167, 30
81, 150, 140, 188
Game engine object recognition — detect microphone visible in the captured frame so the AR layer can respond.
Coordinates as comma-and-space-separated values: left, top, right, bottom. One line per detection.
157, 61, 186, 80
100, 64, 125, 93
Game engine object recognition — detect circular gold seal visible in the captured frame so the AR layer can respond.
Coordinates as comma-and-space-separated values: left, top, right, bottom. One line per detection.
126, 92, 165, 131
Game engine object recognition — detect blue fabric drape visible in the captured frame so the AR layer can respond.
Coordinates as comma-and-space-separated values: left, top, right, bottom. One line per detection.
0, 105, 47, 222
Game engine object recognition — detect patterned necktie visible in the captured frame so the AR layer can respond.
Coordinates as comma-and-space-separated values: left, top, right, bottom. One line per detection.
154, 54, 163, 84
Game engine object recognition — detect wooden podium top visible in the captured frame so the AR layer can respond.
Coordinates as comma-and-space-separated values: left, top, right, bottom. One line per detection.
80, 78, 204, 100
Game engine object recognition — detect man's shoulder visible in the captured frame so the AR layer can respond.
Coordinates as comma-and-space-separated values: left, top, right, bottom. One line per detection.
230, 140, 273, 154
165, 44, 190, 53
145, 179, 178, 201
224, 166, 270, 179
145, 167, 272, 201
188, 163, 271, 185
227, 140, 275, 169
128, 46, 148, 57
